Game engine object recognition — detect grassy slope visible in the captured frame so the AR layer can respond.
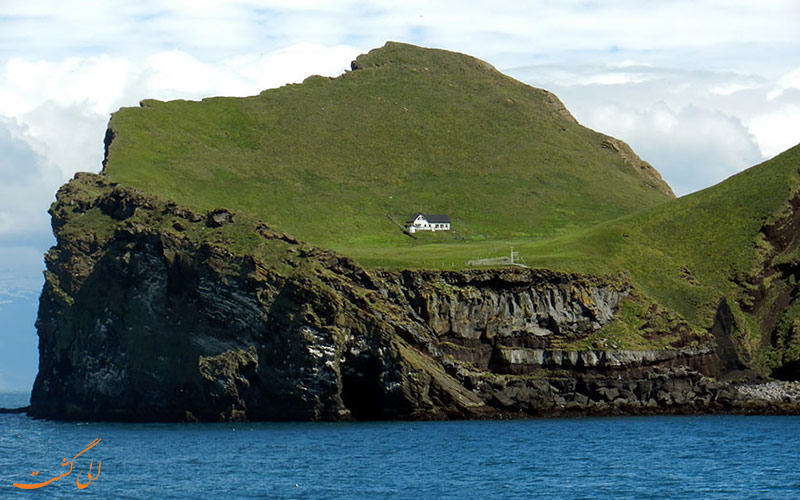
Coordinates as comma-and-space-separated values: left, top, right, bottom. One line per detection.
523, 145, 800, 356
103, 42, 672, 258
348, 144, 800, 328
346, 144, 800, 358
98, 41, 800, 367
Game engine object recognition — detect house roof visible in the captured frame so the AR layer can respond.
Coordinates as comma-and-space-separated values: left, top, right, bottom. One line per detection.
406, 212, 424, 223
426, 214, 451, 223
406, 212, 451, 224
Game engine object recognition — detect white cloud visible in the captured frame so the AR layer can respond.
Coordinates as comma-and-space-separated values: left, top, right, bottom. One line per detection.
0, 3, 797, 71
749, 106, 800, 159
506, 61, 800, 193
0, 115, 61, 239
19, 102, 109, 179
6, 55, 132, 115
0, 43, 360, 181
573, 101, 763, 195
709, 82, 761, 97
0, 43, 362, 296
0, 2, 796, 212
769, 66, 800, 100
138, 44, 360, 101
780, 67, 800, 89
579, 72, 651, 86
0, 2, 796, 270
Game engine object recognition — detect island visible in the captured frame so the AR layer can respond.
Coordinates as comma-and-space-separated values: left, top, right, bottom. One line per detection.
28, 42, 800, 421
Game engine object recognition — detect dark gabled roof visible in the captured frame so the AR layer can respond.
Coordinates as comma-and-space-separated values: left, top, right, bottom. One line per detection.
425, 214, 451, 223
406, 212, 424, 223
406, 212, 450, 224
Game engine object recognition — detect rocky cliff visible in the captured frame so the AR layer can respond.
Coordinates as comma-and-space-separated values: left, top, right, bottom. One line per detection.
29, 174, 792, 421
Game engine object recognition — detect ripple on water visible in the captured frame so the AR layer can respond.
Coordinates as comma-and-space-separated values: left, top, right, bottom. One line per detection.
1, 410, 800, 499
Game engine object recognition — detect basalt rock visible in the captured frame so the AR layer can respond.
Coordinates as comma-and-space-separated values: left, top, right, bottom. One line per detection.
29, 173, 779, 421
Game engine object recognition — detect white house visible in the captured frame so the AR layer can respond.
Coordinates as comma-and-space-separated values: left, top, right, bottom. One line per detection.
405, 213, 451, 233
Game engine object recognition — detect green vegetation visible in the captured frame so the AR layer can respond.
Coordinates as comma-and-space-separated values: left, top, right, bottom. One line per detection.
99, 42, 800, 372
347, 144, 800, 359
529, 145, 800, 363
104, 42, 672, 256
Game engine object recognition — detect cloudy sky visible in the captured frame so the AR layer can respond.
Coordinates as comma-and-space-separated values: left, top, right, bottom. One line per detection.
1, 1, 799, 391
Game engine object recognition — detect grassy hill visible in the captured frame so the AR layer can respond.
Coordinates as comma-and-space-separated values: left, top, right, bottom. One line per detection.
516, 144, 800, 366
339, 142, 800, 367
103, 42, 673, 256
99, 41, 800, 374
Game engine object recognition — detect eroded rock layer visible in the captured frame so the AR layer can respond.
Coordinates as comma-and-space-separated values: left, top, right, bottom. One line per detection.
29, 174, 776, 421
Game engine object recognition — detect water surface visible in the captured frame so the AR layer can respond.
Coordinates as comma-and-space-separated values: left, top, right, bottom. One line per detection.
1, 392, 798, 499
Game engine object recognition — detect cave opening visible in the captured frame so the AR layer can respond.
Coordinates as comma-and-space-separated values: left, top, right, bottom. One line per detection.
341, 356, 384, 420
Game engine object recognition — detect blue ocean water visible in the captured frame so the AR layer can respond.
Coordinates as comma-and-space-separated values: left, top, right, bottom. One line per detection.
2, 391, 800, 499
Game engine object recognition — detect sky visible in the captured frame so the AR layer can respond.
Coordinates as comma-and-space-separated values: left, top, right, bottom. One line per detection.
0, 1, 799, 392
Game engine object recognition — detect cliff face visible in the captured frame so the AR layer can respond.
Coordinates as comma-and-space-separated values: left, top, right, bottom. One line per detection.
29, 174, 761, 421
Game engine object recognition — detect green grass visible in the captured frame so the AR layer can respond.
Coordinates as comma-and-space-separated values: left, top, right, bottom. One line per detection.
103, 42, 672, 255
97, 42, 800, 370
345, 144, 800, 329
333, 143, 800, 370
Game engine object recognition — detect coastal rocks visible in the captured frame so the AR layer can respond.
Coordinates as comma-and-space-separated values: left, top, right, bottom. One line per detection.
29, 173, 769, 421
478, 367, 728, 416
488, 346, 717, 374
387, 269, 627, 343
0, 406, 30, 414
206, 208, 234, 228
739, 188, 800, 373
736, 381, 800, 402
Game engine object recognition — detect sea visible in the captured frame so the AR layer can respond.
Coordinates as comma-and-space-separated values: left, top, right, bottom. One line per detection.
1, 391, 799, 499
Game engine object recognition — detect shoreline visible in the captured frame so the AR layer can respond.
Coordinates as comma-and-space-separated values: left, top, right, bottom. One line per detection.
9, 380, 800, 422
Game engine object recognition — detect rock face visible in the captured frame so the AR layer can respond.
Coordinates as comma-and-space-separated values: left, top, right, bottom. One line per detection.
29, 174, 776, 421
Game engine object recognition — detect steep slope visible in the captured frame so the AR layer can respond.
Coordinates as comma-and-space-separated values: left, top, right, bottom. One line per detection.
30, 42, 800, 422
102, 42, 672, 255
514, 144, 800, 374
31, 174, 753, 422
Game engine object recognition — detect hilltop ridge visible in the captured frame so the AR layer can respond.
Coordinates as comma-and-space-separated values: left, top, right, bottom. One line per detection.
102, 42, 673, 254
28, 43, 800, 422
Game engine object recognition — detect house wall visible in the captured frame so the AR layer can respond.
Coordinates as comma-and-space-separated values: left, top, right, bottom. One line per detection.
406, 222, 451, 233
405, 216, 451, 233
